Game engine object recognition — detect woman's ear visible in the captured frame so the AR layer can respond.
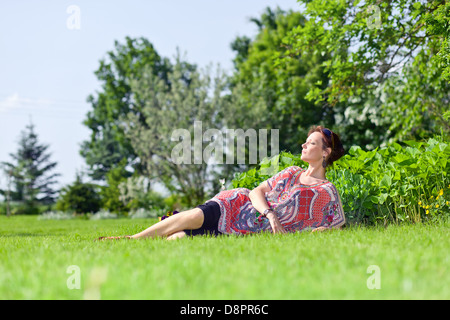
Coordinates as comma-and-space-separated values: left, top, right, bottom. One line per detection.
323, 147, 331, 158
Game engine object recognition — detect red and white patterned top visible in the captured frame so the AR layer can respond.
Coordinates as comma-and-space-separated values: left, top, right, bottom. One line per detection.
207, 166, 346, 235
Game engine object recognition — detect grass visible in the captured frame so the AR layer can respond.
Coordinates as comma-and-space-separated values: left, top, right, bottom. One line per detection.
0, 215, 448, 300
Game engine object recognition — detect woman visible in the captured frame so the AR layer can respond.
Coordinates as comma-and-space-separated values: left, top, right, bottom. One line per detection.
98, 125, 346, 241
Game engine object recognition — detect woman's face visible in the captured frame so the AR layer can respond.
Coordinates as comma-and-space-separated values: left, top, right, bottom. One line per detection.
301, 132, 330, 164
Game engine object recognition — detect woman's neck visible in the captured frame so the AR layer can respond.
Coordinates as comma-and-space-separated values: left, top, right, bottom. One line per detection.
303, 165, 326, 181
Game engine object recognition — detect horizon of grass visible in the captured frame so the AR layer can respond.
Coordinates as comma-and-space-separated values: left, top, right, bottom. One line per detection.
0, 215, 448, 300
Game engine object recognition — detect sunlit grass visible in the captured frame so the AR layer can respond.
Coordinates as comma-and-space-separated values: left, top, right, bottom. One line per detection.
0, 215, 448, 299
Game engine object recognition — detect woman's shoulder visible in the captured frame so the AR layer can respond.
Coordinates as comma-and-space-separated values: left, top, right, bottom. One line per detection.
269, 165, 302, 178
317, 181, 342, 199
281, 165, 303, 179
318, 180, 337, 189
285, 165, 303, 173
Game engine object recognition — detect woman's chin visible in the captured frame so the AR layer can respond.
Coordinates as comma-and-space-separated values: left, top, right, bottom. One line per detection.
301, 155, 312, 164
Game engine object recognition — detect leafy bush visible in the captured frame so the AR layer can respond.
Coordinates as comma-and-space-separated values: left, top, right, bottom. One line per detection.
0, 201, 53, 216
55, 177, 102, 214
335, 134, 450, 223
231, 134, 450, 225
231, 152, 303, 189
99, 159, 130, 214
118, 175, 167, 212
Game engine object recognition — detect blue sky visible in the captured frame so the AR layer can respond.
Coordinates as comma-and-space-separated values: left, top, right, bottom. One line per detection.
0, 0, 302, 193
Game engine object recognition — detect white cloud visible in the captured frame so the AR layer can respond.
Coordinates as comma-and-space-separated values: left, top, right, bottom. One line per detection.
0, 92, 20, 113
0, 93, 54, 113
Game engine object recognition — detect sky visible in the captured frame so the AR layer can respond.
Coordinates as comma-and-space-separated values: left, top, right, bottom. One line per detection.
0, 0, 302, 195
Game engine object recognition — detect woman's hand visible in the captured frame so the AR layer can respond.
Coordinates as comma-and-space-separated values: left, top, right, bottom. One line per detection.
266, 212, 287, 234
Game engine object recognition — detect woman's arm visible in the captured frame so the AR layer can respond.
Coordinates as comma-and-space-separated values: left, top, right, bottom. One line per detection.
249, 182, 286, 234
248, 181, 272, 213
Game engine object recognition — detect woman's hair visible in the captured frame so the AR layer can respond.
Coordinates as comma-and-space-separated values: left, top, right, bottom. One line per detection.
307, 125, 345, 168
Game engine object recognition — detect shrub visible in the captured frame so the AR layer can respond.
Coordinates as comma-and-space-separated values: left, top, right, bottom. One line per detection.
55, 177, 102, 214
118, 175, 167, 212
0, 201, 52, 216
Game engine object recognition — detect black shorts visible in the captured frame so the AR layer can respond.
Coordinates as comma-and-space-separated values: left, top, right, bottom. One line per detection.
183, 201, 223, 237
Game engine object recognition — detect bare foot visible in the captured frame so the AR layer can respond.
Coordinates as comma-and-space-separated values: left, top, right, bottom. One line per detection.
97, 235, 132, 241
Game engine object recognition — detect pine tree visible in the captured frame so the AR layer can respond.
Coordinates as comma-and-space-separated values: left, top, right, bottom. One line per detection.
1, 120, 60, 209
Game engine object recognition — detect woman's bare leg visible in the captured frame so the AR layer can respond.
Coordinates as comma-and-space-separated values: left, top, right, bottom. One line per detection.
130, 208, 203, 239
166, 231, 187, 241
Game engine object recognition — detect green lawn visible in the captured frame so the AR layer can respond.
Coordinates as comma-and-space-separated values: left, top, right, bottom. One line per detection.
0, 215, 448, 300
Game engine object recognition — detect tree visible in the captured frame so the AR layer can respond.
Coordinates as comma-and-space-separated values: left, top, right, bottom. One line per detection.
120, 53, 230, 208
1, 121, 60, 211
80, 36, 172, 182
226, 7, 339, 154
0, 166, 13, 217
55, 172, 102, 214
280, 0, 450, 144
380, 48, 450, 142
99, 158, 131, 214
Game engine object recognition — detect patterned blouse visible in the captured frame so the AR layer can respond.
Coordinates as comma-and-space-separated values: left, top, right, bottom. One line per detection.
207, 165, 346, 235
